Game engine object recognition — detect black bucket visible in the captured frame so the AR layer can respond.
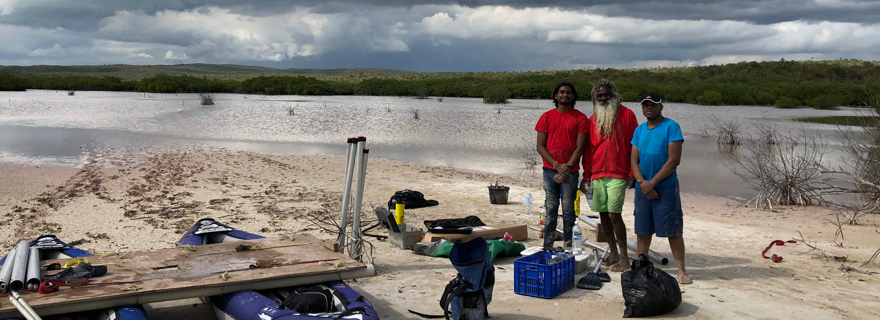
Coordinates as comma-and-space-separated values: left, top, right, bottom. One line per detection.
488, 185, 510, 204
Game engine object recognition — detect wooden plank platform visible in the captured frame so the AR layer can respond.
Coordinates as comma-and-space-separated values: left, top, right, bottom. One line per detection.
0, 235, 373, 318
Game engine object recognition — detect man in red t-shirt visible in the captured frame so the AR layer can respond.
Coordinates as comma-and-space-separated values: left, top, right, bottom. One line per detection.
580, 80, 639, 272
535, 82, 589, 249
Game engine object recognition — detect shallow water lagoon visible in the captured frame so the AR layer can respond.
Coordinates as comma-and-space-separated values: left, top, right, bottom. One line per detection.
0, 90, 863, 200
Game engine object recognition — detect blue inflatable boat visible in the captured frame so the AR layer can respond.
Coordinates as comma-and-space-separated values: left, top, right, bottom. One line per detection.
180, 218, 380, 320
0, 235, 148, 320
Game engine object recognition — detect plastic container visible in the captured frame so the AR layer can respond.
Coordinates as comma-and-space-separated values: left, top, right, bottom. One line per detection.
514, 251, 575, 299
488, 185, 510, 204
525, 192, 532, 215
572, 222, 583, 255
539, 206, 546, 225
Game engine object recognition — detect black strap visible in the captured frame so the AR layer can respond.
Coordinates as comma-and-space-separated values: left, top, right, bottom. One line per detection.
440, 282, 468, 320
362, 222, 388, 240
362, 222, 382, 233
407, 310, 446, 319
334, 307, 366, 319
408, 276, 467, 319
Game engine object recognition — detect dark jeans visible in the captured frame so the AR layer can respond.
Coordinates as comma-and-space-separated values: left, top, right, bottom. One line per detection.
542, 167, 579, 247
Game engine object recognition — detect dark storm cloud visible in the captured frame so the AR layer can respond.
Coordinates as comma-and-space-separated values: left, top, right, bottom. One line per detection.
2, 0, 879, 31
0, 1, 878, 70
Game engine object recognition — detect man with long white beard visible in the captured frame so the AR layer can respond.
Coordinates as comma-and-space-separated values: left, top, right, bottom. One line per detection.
580, 80, 639, 272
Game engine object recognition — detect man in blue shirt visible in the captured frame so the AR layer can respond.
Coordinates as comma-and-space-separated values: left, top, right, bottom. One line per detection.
630, 93, 691, 284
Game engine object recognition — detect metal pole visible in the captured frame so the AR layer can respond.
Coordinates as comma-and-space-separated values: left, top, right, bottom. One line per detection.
338, 137, 358, 253
9, 292, 41, 320
349, 137, 366, 258
0, 247, 17, 293
577, 215, 669, 265
350, 146, 369, 259
26, 248, 40, 290
10, 240, 29, 292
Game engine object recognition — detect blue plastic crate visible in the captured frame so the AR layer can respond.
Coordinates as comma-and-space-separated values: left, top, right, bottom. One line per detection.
514, 251, 575, 299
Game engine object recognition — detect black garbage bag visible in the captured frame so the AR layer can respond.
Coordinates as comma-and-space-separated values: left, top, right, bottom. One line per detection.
387, 189, 439, 210
621, 254, 681, 318
423, 215, 485, 234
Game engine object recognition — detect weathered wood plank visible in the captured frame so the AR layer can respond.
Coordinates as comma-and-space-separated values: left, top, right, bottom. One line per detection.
0, 235, 372, 318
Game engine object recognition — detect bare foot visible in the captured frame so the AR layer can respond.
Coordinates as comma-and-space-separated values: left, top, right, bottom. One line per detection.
677, 272, 692, 284
603, 253, 619, 267
611, 258, 631, 272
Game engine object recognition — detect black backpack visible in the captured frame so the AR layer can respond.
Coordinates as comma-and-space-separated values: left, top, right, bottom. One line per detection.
279, 286, 336, 314
387, 189, 439, 210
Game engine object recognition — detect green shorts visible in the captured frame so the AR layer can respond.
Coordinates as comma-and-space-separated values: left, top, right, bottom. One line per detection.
591, 177, 627, 213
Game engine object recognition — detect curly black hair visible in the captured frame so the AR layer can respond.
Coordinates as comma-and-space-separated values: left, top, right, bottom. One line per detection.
552, 82, 578, 108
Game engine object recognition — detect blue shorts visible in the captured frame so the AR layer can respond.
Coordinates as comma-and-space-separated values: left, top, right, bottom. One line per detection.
634, 182, 683, 238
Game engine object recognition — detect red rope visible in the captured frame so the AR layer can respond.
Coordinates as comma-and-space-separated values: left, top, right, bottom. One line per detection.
762, 240, 797, 263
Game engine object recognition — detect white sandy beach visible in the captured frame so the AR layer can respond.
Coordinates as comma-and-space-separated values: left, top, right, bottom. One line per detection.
0, 147, 878, 319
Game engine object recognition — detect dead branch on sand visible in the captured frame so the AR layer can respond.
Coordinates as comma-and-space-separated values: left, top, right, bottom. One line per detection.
730, 126, 834, 210
517, 137, 539, 175
826, 210, 846, 247
299, 203, 377, 265
792, 231, 829, 258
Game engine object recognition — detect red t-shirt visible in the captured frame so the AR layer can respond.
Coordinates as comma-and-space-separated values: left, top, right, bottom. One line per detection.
581, 105, 639, 180
535, 108, 589, 172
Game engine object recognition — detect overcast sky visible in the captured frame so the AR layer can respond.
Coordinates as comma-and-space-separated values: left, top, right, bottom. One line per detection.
1, 0, 879, 71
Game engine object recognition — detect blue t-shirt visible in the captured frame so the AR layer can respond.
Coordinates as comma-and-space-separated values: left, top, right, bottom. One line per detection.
631, 118, 684, 189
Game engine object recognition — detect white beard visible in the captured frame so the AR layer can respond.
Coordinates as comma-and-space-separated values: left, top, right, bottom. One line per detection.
593, 99, 619, 137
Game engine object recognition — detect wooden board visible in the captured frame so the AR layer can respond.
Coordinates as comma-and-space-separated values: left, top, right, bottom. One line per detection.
0, 235, 372, 318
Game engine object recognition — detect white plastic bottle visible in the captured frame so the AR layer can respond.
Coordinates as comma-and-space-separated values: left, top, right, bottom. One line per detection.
525, 192, 532, 215
572, 221, 583, 255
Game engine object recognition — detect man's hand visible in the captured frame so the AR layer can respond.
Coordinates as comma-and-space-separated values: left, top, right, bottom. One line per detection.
639, 180, 655, 195
554, 172, 568, 183
554, 162, 571, 174
626, 176, 636, 189
645, 189, 660, 200
579, 179, 592, 193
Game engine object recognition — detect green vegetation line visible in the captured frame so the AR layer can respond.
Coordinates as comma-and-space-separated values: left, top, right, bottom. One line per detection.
1, 59, 879, 110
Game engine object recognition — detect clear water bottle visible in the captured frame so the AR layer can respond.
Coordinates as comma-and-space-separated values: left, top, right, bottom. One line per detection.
585, 187, 593, 201
525, 192, 532, 215
572, 221, 583, 255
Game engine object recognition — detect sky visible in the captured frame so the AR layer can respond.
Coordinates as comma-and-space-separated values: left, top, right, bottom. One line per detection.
1, 0, 880, 71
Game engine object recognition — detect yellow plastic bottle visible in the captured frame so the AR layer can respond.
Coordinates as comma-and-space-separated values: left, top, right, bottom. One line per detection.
395, 202, 405, 225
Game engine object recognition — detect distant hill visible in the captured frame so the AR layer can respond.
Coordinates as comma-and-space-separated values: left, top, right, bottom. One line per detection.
0, 64, 414, 81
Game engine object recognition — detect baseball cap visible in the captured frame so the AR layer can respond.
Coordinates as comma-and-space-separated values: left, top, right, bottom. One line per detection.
640, 93, 662, 104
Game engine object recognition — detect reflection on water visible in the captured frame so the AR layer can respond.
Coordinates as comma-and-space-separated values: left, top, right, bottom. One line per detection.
0, 90, 866, 200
